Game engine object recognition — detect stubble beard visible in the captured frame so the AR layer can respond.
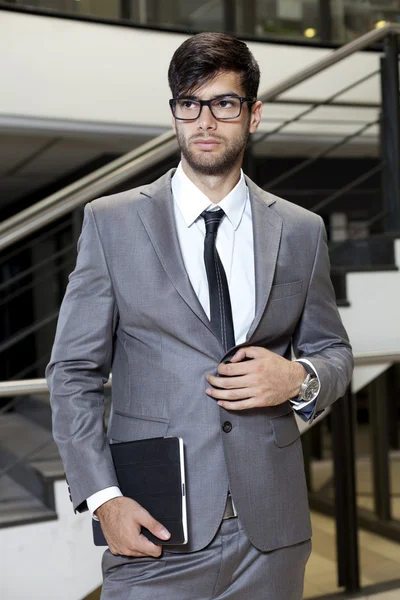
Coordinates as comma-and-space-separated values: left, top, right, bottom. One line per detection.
176, 127, 250, 177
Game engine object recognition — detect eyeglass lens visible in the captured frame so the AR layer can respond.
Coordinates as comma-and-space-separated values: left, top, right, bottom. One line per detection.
174, 97, 242, 120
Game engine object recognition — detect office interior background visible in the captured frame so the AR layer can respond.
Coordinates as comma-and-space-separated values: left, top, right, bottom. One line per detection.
0, 1, 400, 599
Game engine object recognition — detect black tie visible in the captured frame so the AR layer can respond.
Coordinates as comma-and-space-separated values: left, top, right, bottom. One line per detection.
201, 209, 235, 351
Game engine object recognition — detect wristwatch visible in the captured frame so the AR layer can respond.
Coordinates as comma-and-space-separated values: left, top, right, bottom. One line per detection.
298, 370, 320, 403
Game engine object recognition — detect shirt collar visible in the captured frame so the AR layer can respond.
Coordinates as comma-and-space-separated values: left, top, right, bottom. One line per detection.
171, 162, 248, 230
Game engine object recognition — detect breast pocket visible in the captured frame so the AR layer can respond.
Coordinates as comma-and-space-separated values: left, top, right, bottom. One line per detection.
270, 280, 303, 301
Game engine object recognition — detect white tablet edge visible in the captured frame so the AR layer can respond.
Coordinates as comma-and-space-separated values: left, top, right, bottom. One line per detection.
178, 437, 188, 545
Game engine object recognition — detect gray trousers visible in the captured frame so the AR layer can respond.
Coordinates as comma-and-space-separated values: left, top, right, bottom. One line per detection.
101, 517, 312, 600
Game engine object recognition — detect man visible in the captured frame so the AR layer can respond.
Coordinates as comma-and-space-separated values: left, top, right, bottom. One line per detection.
47, 32, 353, 599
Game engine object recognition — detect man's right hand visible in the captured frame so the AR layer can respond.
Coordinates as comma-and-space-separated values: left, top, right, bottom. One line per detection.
95, 496, 171, 557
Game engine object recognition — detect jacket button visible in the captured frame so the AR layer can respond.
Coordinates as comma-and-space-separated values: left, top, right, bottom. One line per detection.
222, 421, 232, 433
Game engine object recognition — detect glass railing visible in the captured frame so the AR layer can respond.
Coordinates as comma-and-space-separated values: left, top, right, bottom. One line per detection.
2, 0, 400, 46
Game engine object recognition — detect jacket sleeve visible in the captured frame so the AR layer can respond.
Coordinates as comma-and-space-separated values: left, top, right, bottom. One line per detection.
292, 217, 354, 422
46, 203, 119, 511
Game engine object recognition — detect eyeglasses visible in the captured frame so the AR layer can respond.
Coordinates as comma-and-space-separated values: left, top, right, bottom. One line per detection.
169, 95, 256, 121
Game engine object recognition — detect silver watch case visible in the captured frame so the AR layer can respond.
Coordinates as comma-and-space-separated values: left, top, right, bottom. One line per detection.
299, 373, 320, 403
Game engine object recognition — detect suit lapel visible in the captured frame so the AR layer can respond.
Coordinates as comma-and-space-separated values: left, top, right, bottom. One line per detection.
245, 178, 283, 342
137, 171, 222, 346
136, 171, 283, 356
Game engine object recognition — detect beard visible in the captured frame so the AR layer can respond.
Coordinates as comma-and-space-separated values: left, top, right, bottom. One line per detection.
175, 127, 250, 176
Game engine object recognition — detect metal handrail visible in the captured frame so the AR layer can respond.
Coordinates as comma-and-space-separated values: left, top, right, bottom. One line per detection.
1, 24, 400, 253
0, 377, 109, 397
250, 69, 380, 152
0, 242, 75, 293
352, 350, 400, 365
0, 350, 399, 397
0, 131, 178, 251
311, 162, 383, 214
258, 23, 400, 103
0, 215, 73, 267
263, 120, 379, 191
0, 255, 74, 308
0, 311, 59, 355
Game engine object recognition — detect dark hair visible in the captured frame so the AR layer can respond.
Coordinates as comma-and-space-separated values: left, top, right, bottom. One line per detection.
168, 32, 260, 99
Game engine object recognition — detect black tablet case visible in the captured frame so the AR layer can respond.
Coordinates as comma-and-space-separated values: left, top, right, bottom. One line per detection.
92, 436, 186, 546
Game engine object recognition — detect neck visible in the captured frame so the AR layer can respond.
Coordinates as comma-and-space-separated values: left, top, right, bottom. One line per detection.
181, 159, 242, 204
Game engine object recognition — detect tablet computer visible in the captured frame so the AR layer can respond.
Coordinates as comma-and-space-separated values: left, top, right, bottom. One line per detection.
92, 436, 188, 546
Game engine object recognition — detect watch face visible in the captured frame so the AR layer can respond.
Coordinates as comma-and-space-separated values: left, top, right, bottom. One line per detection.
304, 379, 320, 402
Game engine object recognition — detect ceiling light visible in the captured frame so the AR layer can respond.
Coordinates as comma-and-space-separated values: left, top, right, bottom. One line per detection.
375, 20, 387, 29
304, 28, 317, 39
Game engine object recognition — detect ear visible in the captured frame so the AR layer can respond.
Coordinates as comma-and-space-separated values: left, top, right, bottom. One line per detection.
249, 100, 262, 134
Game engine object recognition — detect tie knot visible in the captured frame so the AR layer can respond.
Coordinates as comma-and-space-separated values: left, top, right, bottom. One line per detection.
201, 209, 225, 235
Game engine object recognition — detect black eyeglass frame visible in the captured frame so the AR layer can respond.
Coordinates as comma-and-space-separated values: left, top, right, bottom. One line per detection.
169, 95, 256, 121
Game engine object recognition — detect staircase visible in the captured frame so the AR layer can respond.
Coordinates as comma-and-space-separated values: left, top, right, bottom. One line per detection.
0, 395, 62, 527
1, 22, 400, 599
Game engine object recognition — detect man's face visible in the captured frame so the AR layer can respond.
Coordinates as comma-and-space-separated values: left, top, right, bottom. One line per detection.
171, 71, 262, 177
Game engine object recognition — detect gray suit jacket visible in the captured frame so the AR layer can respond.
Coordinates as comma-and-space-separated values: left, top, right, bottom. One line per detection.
46, 169, 353, 553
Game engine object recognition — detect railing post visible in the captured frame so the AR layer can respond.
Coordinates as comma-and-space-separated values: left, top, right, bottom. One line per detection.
331, 388, 360, 592
319, 0, 333, 43
368, 373, 392, 521
388, 365, 400, 450
223, 0, 236, 34
380, 33, 400, 232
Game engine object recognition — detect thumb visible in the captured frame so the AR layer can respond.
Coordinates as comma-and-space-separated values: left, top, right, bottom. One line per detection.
140, 510, 171, 541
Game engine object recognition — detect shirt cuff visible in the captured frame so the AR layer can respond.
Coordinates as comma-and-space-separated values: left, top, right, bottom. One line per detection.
290, 358, 321, 411
86, 486, 123, 520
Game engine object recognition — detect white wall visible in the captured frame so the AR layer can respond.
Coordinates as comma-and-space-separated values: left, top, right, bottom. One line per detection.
339, 239, 400, 393
0, 481, 103, 600
0, 10, 381, 133
340, 240, 400, 356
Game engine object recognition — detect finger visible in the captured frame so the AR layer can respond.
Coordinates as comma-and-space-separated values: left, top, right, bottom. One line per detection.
206, 386, 254, 401
134, 534, 163, 558
229, 348, 247, 363
109, 545, 148, 558
207, 374, 252, 389
217, 398, 258, 411
231, 346, 265, 362
217, 360, 256, 377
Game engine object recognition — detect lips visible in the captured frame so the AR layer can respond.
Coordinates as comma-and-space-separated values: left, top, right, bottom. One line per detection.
193, 138, 221, 149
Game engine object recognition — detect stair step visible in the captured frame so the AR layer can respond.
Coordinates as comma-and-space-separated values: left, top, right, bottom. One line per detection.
0, 412, 64, 526
15, 394, 52, 431
0, 413, 63, 480
0, 474, 56, 528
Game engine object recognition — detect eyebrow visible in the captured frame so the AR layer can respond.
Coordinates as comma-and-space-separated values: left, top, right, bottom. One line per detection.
179, 92, 241, 100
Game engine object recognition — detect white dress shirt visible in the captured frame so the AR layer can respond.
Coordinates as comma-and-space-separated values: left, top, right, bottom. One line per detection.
87, 163, 319, 516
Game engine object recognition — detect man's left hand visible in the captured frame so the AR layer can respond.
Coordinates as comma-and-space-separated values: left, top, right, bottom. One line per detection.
206, 347, 306, 411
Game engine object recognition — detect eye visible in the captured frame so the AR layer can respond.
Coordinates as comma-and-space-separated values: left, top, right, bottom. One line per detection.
214, 97, 241, 111
178, 100, 198, 110
218, 99, 234, 108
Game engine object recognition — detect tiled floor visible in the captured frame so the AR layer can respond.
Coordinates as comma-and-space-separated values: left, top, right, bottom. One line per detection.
304, 448, 400, 598
304, 511, 400, 598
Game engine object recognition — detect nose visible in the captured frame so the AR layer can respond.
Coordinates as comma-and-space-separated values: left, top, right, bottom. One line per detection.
197, 104, 217, 130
